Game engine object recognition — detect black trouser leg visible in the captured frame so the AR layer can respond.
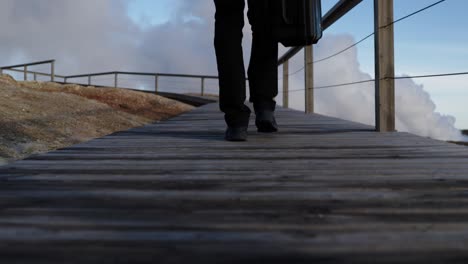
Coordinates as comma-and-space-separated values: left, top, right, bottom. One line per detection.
247, 0, 278, 113
214, 0, 251, 128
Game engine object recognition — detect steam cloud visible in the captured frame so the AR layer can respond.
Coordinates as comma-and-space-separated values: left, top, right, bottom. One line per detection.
286, 34, 463, 141
0, 0, 463, 141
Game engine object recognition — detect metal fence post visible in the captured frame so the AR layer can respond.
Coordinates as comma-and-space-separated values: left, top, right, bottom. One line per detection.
50, 61, 55, 82
155, 74, 159, 93
114, 73, 118, 88
24, 66, 28, 81
374, 0, 395, 132
283, 60, 289, 108
34, 73, 37, 81
304, 45, 314, 114
201, 77, 205, 96
88, 76, 91, 86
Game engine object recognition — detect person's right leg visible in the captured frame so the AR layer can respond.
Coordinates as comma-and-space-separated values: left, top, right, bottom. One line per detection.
214, 0, 251, 135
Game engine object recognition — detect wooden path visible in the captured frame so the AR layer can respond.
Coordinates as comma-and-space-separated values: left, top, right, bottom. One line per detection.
1, 103, 468, 263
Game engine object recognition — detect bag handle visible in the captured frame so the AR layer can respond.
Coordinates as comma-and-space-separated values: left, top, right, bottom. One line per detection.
282, 0, 293, 24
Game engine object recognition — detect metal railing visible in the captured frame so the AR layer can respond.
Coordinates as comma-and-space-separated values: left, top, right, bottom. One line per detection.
0, 61, 218, 96
0, 60, 63, 82
63, 71, 218, 96
277, 0, 395, 132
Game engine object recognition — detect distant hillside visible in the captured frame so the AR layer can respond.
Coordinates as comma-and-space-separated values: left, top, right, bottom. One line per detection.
0, 74, 193, 165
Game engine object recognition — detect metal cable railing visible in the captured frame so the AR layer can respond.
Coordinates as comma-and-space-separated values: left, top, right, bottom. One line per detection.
276, 0, 456, 132
278, 0, 455, 94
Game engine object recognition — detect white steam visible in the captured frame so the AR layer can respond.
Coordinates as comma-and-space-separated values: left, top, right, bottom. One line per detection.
285, 34, 463, 141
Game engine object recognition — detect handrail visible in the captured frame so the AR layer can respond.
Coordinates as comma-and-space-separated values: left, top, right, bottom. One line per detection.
1, 60, 217, 96
277, 0, 364, 115
276, 0, 398, 132
0, 59, 55, 70
4, 68, 66, 79
63, 71, 218, 96
64, 71, 218, 80
278, 0, 363, 66
0, 59, 55, 82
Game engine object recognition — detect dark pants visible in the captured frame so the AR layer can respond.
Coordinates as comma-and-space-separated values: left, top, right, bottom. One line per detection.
214, 0, 278, 127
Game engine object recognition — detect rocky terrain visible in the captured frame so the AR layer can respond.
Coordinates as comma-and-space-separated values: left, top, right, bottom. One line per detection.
0, 74, 193, 165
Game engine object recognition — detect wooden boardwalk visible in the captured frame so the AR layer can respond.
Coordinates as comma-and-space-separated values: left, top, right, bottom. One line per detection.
1, 103, 468, 263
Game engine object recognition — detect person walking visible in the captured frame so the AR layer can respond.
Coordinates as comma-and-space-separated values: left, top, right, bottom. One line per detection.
214, 0, 278, 142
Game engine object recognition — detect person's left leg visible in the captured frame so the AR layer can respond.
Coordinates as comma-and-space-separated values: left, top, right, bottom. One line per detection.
247, 0, 279, 132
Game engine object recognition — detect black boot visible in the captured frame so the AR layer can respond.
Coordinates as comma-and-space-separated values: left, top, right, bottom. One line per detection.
255, 111, 278, 133
225, 126, 248, 141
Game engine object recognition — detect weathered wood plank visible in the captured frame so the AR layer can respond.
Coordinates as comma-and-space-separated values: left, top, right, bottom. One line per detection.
1, 102, 468, 263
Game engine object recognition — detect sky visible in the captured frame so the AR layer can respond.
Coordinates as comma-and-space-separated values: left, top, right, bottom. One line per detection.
0, 0, 467, 137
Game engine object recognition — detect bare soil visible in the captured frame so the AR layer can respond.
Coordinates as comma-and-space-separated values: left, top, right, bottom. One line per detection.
0, 74, 193, 165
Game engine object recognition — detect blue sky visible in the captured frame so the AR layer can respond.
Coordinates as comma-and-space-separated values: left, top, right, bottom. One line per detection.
127, 0, 176, 28
126, 0, 467, 129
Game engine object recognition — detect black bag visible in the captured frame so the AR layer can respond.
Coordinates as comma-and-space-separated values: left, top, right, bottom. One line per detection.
269, 0, 323, 47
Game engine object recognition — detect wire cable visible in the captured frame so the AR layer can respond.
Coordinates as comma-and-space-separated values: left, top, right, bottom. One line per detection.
289, 66, 305, 76
393, 71, 468, 80
313, 32, 375, 64
382, 0, 446, 29
281, 70, 468, 94
284, 79, 375, 93
279, 0, 451, 93
312, 0, 447, 64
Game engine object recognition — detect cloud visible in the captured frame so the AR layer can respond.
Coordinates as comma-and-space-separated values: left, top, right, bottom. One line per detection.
0, 0, 141, 74
286, 34, 462, 141
0, 0, 254, 75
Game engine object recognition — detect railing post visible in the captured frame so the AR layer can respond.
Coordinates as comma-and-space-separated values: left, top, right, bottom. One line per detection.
0, 69, 3, 75
114, 73, 118, 88
282, 60, 289, 108
24, 66, 28, 81
64, 77, 68, 84
155, 74, 159, 93
34, 73, 37, 81
50, 61, 55, 82
304, 45, 314, 114
201, 77, 205, 96
374, 0, 395, 132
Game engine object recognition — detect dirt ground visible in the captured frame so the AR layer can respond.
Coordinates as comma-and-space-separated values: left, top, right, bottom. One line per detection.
0, 74, 193, 165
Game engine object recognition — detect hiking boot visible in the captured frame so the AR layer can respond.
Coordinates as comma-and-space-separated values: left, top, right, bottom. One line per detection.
225, 126, 248, 141
255, 111, 278, 133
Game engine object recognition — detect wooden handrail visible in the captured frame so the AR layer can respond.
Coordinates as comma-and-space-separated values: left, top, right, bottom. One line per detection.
278, 0, 364, 114
277, 0, 396, 133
